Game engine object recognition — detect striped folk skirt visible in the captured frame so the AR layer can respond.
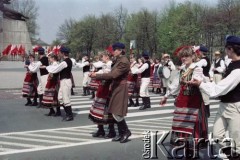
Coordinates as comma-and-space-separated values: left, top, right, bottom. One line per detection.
22, 72, 38, 98
88, 83, 114, 124
152, 76, 162, 89
42, 76, 59, 108
88, 78, 100, 91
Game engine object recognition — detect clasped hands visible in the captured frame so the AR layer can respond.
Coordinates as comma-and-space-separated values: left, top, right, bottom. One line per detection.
89, 72, 97, 78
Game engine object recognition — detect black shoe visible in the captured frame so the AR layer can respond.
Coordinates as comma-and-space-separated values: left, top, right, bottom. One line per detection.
105, 131, 116, 139
63, 116, 74, 121
128, 98, 135, 107
112, 135, 123, 142
92, 130, 105, 138
31, 102, 38, 106
25, 101, 32, 106
45, 110, 55, 116
146, 97, 151, 108
139, 105, 147, 110
120, 130, 131, 143
53, 112, 61, 117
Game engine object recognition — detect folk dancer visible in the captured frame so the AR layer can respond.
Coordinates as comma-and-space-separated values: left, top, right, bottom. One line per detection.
195, 45, 211, 118
42, 54, 61, 116
160, 46, 209, 154
152, 58, 162, 94
76, 54, 91, 96
190, 36, 240, 159
22, 54, 39, 106
89, 51, 116, 138
90, 42, 131, 143
28, 47, 49, 108
160, 53, 176, 96
209, 51, 226, 84
127, 56, 139, 107
46, 47, 74, 121
131, 51, 151, 110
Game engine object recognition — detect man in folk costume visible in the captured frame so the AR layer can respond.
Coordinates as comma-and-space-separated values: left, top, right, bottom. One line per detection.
42, 54, 61, 117
89, 51, 116, 138
46, 47, 73, 121
209, 51, 226, 84
160, 53, 176, 96
76, 54, 91, 96
194, 45, 211, 118
127, 56, 139, 107
90, 42, 131, 143
22, 54, 39, 106
190, 36, 240, 159
29, 47, 49, 107
131, 51, 151, 110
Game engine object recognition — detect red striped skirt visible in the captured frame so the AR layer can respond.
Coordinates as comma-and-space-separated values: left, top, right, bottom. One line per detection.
22, 72, 38, 98
88, 78, 100, 91
42, 76, 59, 108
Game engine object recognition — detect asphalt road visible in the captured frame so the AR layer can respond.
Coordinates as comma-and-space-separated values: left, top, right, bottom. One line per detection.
0, 88, 225, 160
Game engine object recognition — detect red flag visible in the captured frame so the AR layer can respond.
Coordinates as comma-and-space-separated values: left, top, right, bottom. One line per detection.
105, 45, 113, 55
2, 44, 12, 55
10, 45, 18, 55
18, 45, 23, 55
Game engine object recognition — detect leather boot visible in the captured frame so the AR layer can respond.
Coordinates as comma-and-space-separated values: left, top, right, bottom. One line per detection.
25, 98, 32, 106
54, 107, 61, 117
112, 121, 124, 142
160, 87, 166, 96
89, 91, 95, 99
71, 88, 74, 95
45, 108, 55, 116
145, 97, 151, 108
156, 88, 160, 94
37, 94, 43, 108
63, 106, 74, 121
81, 87, 87, 96
92, 125, 105, 137
86, 87, 90, 95
120, 119, 131, 143
105, 124, 116, 138
134, 98, 140, 107
139, 97, 147, 110
205, 105, 210, 118
128, 98, 134, 107
31, 94, 38, 106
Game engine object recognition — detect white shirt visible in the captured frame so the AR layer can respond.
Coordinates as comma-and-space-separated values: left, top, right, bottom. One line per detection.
93, 61, 104, 69
46, 61, 67, 74
75, 59, 90, 68
28, 61, 42, 72
200, 69, 240, 98
209, 58, 226, 78
195, 59, 207, 68
224, 55, 232, 67
167, 61, 176, 71
97, 61, 112, 74
131, 62, 149, 74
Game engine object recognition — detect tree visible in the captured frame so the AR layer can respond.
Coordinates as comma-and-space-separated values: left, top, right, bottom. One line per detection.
114, 5, 128, 40
57, 18, 76, 43
9, 0, 39, 39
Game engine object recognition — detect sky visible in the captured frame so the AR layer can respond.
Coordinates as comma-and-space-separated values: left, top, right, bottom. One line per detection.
35, 0, 218, 44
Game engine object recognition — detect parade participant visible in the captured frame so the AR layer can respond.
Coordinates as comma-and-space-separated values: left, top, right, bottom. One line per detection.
76, 54, 90, 96
195, 45, 211, 117
89, 51, 116, 138
22, 54, 38, 106
152, 58, 162, 94
149, 58, 155, 91
127, 56, 139, 107
28, 47, 49, 107
42, 54, 61, 116
131, 51, 151, 110
160, 53, 176, 96
209, 51, 226, 84
46, 47, 73, 121
189, 36, 240, 159
90, 42, 131, 143
160, 46, 209, 152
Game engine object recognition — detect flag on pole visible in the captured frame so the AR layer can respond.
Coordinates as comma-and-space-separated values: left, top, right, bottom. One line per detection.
2, 44, 12, 55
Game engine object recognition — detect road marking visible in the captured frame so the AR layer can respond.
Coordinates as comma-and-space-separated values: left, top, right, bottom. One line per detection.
0, 141, 45, 148
47, 130, 93, 137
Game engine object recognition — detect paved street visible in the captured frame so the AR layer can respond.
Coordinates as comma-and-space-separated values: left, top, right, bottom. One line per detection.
0, 87, 224, 160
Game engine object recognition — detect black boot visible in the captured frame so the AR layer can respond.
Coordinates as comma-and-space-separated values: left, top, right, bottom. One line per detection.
105, 124, 116, 139
151, 88, 154, 92
81, 87, 87, 96
63, 106, 74, 121
45, 108, 55, 116
112, 121, 124, 142
145, 97, 151, 108
128, 98, 135, 107
53, 107, 61, 117
71, 88, 74, 95
25, 98, 32, 106
89, 91, 95, 99
134, 97, 140, 107
139, 97, 147, 110
120, 119, 131, 143
156, 88, 160, 94
160, 87, 166, 96
37, 94, 43, 108
205, 105, 210, 118
31, 94, 38, 106
86, 87, 90, 95
92, 125, 105, 137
